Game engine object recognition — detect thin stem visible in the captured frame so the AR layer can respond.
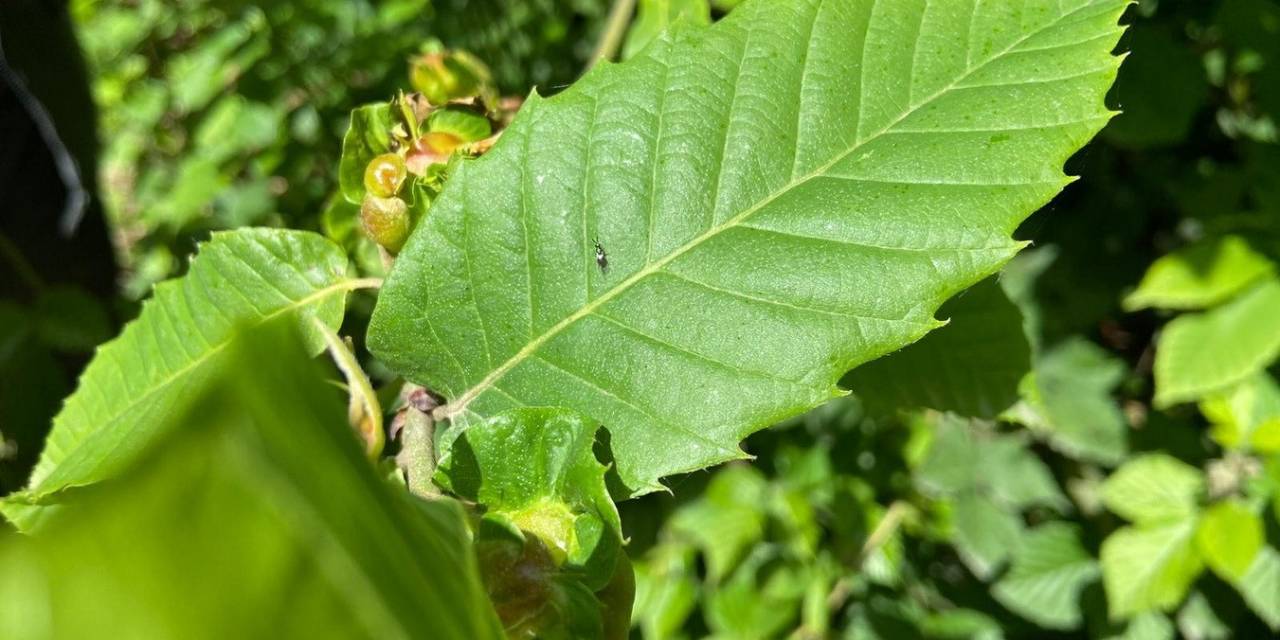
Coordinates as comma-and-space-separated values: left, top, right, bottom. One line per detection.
350, 277, 384, 290
589, 0, 638, 69
824, 501, 911, 611
312, 317, 384, 458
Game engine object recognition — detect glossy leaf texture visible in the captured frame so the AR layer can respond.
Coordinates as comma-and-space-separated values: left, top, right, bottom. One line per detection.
369, 0, 1129, 495
2, 229, 366, 531
0, 322, 503, 639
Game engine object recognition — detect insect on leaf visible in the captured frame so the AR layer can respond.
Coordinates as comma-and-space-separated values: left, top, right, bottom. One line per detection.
369, 0, 1130, 495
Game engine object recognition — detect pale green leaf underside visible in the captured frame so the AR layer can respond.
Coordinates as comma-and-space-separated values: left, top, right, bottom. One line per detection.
992, 522, 1099, 630
2, 229, 362, 531
369, 0, 1127, 494
1154, 278, 1280, 408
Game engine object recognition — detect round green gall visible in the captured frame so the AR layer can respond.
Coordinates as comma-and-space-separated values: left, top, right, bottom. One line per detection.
360, 194, 410, 254
363, 153, 407, 198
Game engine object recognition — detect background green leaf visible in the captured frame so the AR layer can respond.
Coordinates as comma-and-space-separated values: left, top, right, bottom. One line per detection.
1100, 520, 1203, 619
1, 229, 366, 531
1201, 373, 1280, 453
1194, 500, 1262, 583
1154, 278, 1280, 407
1238, 547, 1280, 631
622, 0, 711, 60
1123, 236, 1275, 311
1004, 337, 1129, 466
1101, 454, 1204, 524
992, 522, 1100, 630
369, 0, 1128, 495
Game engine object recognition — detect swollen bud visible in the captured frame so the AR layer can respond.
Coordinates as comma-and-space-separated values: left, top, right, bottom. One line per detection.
360, 194, 410, 253
409, 49, 494, 106
363, 153, 407, 198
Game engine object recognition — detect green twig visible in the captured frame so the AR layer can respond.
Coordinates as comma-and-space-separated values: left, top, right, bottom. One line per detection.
825, 501, 911, 610
589, 0, 638, 69
312, 317, 384, 458
397, 401, 439, 498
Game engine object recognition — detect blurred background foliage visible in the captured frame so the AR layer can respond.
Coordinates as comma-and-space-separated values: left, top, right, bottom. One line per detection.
73, 0, 610, 298
3, 0, 1280, 637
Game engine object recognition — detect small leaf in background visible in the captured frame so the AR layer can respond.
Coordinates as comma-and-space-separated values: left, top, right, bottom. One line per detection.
369, 0, 1130, 495
622, 0, 711, 61
1200, 373, 1280, 454
1101, 454, 1203, 524
668, 464, 767, 583
1101, 520, 1203, 619
703, 548, 807, 640
1123, 236, 1275, 311
993, 522, 1100, 631
0, 323, 502, 639
950, 491, 1024, 580
1238, 547, 1280, 631
1194, 500, 1262, 583
1, 230, 365, 531
1154, 278, 1280, 407
916, 415, 1066, 512
1107, 612, 1176, 640
1005, 337, 1129, 466
631, 544, 699, 640
845, 277, 1032, 420
1175, 591, 1231, 640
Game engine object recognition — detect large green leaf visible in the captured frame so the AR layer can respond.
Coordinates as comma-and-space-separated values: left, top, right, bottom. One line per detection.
1154, 278, 1280, 407
1, 229, 372, 531
992, 522, 1100, 630
844, 277, 1031, 419
1100, 520, 1203, 620
369, 0, 1129, 495
0, 323, 503, 639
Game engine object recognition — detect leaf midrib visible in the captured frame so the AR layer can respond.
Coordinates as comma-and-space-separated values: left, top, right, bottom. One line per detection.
30, 278, 381, 490
439, 2, 1105, 420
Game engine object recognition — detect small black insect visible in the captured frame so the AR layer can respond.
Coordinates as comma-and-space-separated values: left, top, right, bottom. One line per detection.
593, 237, 609, 274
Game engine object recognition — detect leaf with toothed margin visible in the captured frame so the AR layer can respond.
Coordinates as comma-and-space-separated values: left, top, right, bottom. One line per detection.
368, 0, 1129, 496
2, 229, 367, 532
